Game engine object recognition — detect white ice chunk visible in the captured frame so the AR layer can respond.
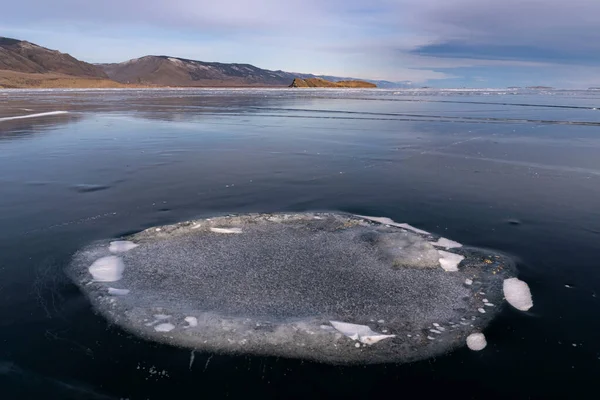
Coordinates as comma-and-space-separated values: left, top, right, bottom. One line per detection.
466, 333, 487, 351
89, 256, 124, 282
155, 323, 175, 332
184, 317, 198, 327
0, 111, 69, 122
465, 279, 473, 285
109, 241, 138, 253
478, 308, 486, 314
438, 250, 465, 272
330, 321, 395, 345
430, 237, 462, 249
210, 227, 243, 234
107, 287, 130, 296
355, 215, 430, 235
503, 278, 533, 311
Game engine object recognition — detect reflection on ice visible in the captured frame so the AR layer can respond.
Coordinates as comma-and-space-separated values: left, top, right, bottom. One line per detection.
0, 111, 69, 122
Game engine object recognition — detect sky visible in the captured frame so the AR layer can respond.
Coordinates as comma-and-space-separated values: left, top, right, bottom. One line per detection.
1, 0, 599, 88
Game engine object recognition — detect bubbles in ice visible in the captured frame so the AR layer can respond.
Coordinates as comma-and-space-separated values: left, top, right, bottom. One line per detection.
88, 256, 124, 282
68, 212, 516, 364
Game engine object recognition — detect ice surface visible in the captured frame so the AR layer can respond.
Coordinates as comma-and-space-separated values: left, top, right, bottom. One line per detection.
88, 256, 124, 282
438, 250, 465, 272
0, 111, 69, 122
154, 323, 175, 332
109, 241, 138, 253
68, 212, 514, 364
330, 321, 396, 345
466, 333, 487, 351
431, 237, 462, 249
503, 278, 533, 311
107, 287, 130, 295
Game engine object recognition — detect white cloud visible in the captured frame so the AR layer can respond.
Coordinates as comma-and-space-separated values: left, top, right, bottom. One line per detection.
2, 0, 599, 85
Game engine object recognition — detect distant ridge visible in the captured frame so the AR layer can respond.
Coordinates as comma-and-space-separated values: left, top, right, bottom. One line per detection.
0, 37, 107, 78
0, 37, 410, 88
99, 55, 297, 87
99, 56, 393, 88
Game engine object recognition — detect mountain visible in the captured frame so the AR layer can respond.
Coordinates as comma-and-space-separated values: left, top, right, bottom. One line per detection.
0, 37, 411, 88
99, 56, 300, 87
0, 37, 108, 78
290, 77, 376, 88
100, 55, 407, 88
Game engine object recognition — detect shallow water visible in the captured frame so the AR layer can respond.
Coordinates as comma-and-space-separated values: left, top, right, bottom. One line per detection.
1, 88, 599, 398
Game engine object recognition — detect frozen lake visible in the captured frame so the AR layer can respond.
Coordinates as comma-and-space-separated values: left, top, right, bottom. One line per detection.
1, 88, 599, 398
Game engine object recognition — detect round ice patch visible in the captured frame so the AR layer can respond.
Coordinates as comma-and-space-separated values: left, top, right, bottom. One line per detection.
68, 212, 516, 364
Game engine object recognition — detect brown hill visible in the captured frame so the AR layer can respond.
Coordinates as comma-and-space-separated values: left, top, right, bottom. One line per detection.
290, 77, 376, 88
0, 37, 108, 78
0, 37, 395, 88
0, 70, 140, 89
100, 56, 299, 87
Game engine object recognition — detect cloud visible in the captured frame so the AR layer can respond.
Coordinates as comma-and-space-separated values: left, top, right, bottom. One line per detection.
408, 0, 600, 64
411, 42, 600, 64
1, 0, 598, 86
